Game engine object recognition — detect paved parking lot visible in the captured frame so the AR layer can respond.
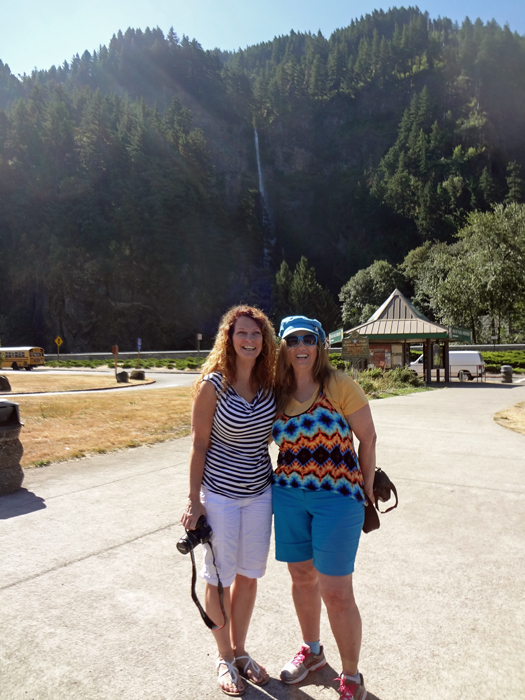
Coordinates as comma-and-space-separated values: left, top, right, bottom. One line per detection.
1, 382, 524, 699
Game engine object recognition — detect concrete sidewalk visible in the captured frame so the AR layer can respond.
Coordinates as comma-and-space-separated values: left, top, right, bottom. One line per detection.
1, 383, 524, 700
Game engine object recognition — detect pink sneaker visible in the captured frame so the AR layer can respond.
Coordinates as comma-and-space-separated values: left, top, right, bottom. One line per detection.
336, 672, 367, 699
280, 644, 326, 684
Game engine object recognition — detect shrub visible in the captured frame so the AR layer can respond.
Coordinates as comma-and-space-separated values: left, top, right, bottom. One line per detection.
361, 367, 383, 379
358, 378, 376, 394
481, 351, 525, 369
387, 367, 422, 386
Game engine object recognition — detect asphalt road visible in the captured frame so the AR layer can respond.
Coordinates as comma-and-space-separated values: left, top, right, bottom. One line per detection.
4, 368, 197, 397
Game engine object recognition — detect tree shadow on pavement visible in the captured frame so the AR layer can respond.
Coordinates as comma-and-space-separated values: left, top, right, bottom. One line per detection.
0, 488, 46, 519
244, 662, 382, 699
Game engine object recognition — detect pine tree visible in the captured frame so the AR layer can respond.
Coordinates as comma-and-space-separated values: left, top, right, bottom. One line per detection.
273, 258, 340, 331
505, 161, 523, 203
273, 261, 293, 322
479, 167, 496, 206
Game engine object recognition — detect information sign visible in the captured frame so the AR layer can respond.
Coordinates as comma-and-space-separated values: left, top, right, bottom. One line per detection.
55, 335, 63, 362
341, 331, 369, 362
432, 343, 443, 369
329, 328, 343, 345
137, 338, 142, 350
448, 326, 472, 342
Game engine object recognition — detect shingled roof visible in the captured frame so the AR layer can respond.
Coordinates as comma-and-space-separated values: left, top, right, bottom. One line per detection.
347, 289, 449, 340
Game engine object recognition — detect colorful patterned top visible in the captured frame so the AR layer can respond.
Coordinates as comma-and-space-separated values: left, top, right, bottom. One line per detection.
272, 381, 366, 501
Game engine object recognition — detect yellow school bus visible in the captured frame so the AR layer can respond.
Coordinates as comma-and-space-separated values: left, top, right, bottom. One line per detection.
0, 346, 45, 371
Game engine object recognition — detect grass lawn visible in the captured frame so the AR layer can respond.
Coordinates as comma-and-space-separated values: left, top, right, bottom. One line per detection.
494, 401, 525, 436
2, 373, 153, 394
17, 386, 192, 468
10, 366, 436, 469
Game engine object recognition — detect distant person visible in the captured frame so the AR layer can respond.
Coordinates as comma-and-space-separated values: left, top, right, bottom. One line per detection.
272, 316, 377, 700
181, 305, 277, 696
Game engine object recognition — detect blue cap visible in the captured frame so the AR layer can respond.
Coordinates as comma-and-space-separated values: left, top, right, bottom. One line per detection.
279, 316, 326, 343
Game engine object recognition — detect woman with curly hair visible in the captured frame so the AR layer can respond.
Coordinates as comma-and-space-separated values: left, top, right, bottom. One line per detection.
181, 305, 277, 696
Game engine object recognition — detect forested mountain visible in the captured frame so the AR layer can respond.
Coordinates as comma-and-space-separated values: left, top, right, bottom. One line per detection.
1, 7, 524, 350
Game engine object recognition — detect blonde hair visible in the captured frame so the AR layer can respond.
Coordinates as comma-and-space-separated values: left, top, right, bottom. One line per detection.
193, 305, 277, 397
275, 336, 334, 414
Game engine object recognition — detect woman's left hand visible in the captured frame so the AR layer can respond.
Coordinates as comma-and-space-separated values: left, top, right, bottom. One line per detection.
364, 481, 375, 504
346, 404, 377, 505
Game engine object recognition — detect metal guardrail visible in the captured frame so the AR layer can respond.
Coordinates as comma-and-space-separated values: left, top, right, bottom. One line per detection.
45, 350, 211, 362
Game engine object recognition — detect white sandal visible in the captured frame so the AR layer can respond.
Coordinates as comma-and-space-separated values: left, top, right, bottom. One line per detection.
235, 654, 269, 686
217, 656, 245, 696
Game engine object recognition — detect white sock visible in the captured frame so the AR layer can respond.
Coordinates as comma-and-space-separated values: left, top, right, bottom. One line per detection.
305, 640, 321, 655
343, 672, 361, 684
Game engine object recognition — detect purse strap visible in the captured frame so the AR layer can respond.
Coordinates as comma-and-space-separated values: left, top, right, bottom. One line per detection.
374, 468, 399, 514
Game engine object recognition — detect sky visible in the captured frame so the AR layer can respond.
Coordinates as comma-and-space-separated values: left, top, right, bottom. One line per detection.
1, 0, 524, 77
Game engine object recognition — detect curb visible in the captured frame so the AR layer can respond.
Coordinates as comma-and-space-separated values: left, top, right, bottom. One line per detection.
1, 379, 157, 397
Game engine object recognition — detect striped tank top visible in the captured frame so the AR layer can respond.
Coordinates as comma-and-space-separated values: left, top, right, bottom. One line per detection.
202, 372, 276, 499
272, 390, 365, 501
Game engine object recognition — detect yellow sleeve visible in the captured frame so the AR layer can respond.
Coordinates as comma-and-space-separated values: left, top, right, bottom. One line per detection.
324, 371, 368, 416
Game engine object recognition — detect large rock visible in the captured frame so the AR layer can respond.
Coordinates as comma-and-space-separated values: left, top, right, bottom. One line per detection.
0, 460, 24, 494
116, 371, 129, 383
0, 402, 24, 495
130, 370, 145, 381
0, 375, 11, 392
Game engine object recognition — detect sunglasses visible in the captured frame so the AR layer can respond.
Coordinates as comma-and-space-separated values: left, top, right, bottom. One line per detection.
285, 333, 318, 348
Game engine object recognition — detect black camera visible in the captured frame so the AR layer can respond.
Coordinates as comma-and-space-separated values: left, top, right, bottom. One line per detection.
177, 515, 213, 554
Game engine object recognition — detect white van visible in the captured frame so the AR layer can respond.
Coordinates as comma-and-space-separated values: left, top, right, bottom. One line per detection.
410, 351, 485, 380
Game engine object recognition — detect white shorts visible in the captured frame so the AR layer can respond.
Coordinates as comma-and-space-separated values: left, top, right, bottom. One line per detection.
200, 486, 272, 588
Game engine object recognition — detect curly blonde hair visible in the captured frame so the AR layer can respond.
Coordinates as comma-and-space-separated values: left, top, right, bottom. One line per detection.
275, 336, 334, 414
193, 305, 277, 397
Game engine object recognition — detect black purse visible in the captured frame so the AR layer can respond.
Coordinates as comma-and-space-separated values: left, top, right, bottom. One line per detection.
362, 468, 398, 533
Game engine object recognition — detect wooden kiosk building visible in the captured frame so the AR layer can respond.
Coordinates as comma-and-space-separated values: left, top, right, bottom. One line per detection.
345, 289, 452, 383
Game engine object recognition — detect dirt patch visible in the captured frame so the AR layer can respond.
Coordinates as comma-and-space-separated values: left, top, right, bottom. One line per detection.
16, 386, 192, 467
494, 401, 525, 436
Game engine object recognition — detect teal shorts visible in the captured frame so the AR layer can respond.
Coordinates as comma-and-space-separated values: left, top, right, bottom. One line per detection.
272, 484, 364, 576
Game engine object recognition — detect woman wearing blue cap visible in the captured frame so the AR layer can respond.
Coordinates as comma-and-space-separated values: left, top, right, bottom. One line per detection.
272, 315, 377, 700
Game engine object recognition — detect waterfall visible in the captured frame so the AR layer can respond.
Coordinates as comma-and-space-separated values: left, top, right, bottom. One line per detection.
254, 128, 265, 199
253, 128, 276, 268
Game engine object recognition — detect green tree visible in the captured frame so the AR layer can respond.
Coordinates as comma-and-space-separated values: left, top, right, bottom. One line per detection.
505, 161, 524, 204
273, 261, 294, 322
479, 167, 497, 207
413, 241, 484, 341
339, 260, 403, 326
457, 203, 525, 340
413, 203, 525, 341
273, 257, 340, 332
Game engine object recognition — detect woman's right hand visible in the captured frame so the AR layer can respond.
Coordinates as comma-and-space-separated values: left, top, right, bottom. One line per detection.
181, 497, 206, 530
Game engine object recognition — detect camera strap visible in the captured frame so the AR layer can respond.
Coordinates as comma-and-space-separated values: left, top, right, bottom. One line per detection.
189, 541, 227, 631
